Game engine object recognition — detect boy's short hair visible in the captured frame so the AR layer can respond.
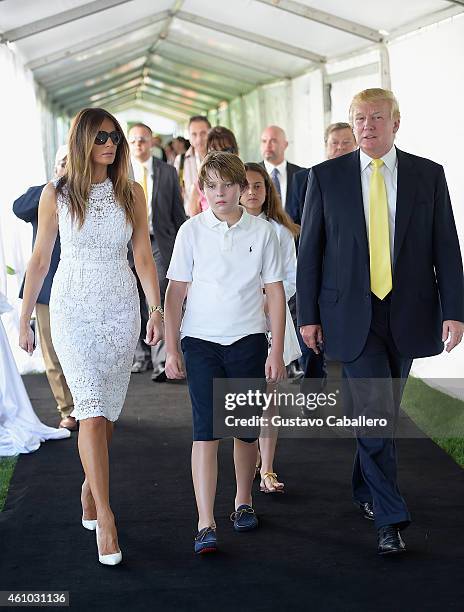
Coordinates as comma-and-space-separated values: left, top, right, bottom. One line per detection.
198, 151, 247, 191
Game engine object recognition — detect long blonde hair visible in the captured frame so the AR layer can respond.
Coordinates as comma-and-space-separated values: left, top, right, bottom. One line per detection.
57, 107, 135, 228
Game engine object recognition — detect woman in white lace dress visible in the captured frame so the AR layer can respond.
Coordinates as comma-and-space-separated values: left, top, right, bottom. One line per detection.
19, 108, 163, 565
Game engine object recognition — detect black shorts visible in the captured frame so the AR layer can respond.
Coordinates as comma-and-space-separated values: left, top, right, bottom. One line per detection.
181, 333, 268, 441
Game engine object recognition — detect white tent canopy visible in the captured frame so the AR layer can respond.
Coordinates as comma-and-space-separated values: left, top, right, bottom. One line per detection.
1, 0, 464, 377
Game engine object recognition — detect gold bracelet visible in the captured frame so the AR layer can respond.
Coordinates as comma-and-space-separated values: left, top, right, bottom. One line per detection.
148, 305, 164, 320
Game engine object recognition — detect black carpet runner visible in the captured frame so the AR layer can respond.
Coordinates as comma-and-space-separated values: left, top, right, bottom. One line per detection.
1, 373, 463, 611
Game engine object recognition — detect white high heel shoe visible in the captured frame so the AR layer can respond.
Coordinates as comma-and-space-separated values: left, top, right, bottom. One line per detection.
82, 517, 97, 531
96, 525, 122, 566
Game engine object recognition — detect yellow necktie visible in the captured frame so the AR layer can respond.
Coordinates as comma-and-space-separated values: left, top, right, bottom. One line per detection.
369, 159, 392, 299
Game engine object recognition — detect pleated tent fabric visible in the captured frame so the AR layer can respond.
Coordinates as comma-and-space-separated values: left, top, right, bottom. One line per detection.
0, 292, 70, 456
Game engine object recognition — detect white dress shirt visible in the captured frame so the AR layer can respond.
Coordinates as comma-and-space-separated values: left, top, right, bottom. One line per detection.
264, 159, 288, 210
167, 206, 283, 345
131, 156, 153, 233
360, 146, 397, 260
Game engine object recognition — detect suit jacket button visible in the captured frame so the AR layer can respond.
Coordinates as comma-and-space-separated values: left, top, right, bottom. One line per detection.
365, 293, 370, 298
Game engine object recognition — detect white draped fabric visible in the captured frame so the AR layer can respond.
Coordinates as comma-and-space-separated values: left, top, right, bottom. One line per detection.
0, 293, 70, 456
0, 43, 47, 374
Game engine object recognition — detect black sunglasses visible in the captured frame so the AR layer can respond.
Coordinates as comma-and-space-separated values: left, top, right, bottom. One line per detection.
94, 130, 122, 145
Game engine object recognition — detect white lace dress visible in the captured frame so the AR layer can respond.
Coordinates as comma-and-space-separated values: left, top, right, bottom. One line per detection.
49, 178, 140, 422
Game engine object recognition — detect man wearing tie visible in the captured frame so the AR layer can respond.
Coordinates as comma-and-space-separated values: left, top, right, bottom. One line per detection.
297, 88, 464, 555
260, 125, 303, 378
129, 123, 186, 379
260, 125, 302, 212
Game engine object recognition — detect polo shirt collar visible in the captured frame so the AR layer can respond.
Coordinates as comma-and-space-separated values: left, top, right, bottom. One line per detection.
360, 145, 397, 173
203, 205, 251, 229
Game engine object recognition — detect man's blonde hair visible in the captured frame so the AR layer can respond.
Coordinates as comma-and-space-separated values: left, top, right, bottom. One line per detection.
349, 88, 400, 124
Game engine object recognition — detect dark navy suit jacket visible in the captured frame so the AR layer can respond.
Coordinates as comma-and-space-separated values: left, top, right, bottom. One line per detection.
259, 160, 303, 212
13, 185, 61, 305
128, 157, 186, 269
287, 167, 309, 226
296, 147, 464, 362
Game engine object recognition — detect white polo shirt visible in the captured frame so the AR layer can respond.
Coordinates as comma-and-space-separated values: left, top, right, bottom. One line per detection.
167, 206, 283, 345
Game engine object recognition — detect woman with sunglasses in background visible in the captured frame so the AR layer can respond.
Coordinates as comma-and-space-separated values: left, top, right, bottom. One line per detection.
19, 107, 163, 566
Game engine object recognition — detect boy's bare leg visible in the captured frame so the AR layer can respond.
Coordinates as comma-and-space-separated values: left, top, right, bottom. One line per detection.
233, 438, 258, 508
192, 440, 220, 530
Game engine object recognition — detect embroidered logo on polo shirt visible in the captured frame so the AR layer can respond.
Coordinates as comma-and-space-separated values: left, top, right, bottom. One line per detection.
249, 246, 253, 252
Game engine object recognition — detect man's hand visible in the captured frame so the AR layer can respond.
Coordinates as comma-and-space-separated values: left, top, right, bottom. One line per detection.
145, 313, 164, 346
300, 324, 323, 354
19, 323, 35, 355
265, 350, 287, 384
442, 320, 464, 353
165, 351, 185, 379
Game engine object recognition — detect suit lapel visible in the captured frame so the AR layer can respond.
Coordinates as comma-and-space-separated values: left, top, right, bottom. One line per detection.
286, 162, 293, 202
151, 157, 161, 213
345, 150, 369, 264
393, 148, 416, 269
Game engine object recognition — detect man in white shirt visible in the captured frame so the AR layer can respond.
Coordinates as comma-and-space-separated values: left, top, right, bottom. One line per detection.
260, 125, 302, 211
297, 88, 464, 556
174, 115, 211, 214
129, 123, 186, 379
164, 151, 286, 554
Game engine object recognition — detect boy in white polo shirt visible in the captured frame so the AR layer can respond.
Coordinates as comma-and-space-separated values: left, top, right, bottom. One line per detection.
164, 151, 286, 554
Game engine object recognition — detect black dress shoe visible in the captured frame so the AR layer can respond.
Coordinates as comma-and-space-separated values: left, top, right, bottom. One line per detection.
377, 525, 406, 555
357, 501, 375, 521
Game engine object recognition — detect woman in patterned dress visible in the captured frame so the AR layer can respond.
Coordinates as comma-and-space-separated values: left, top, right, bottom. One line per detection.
19, 108, 163, 565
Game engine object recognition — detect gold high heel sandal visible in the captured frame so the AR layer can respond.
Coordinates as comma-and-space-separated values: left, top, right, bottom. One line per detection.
260, 472, 285, 494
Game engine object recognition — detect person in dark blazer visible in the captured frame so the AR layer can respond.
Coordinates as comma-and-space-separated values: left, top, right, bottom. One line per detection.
289, 124, 357, 388
259, 125, 302, 378
129, 123, 187, 379
287, 122, 357, 226
297, 88, 464, 555
259, 125, 302, 213
13, 145, 76, 431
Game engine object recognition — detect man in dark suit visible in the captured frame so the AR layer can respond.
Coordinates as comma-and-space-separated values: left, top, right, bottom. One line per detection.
129, 123, 187, 379
13, 145, 76, 431
260, 125, 302, 213
297, 88, 464, 555
259, 125, 303, 378
289, 124, 357, 388
287, 122, 357, 226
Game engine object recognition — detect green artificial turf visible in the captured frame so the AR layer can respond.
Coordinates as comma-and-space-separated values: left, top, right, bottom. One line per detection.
0, 456, 18, 511
402, 376, 464, 467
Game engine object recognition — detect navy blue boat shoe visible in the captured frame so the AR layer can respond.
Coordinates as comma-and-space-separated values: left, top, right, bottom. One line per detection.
230, 504, 259, 532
